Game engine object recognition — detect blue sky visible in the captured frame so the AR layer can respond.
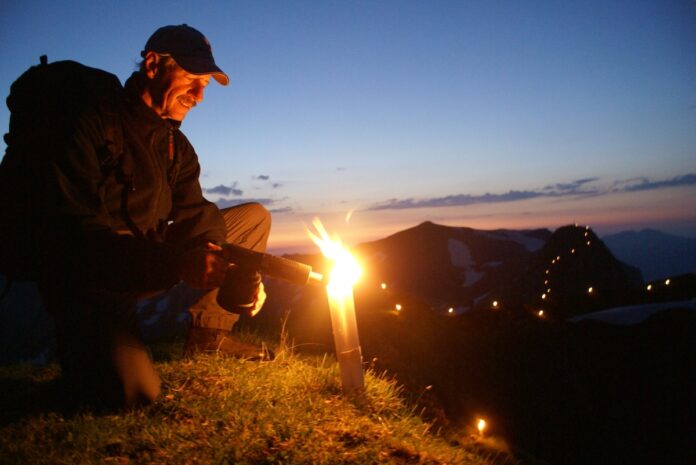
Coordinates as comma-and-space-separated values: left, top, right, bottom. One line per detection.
1, 0, 695, 251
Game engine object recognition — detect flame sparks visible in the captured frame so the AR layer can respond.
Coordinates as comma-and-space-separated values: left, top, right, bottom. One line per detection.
306, 218, 362, 296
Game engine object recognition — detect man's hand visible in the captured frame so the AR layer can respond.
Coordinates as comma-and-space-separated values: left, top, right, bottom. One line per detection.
178, 242, 229, 289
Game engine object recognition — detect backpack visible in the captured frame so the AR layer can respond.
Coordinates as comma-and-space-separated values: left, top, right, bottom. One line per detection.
0, 56, 125, 280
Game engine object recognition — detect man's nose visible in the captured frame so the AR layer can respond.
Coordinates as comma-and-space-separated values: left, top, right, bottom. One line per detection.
190, 84, 205, 102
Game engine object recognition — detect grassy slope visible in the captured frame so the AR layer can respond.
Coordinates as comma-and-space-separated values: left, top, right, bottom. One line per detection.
0, 345, 503, 465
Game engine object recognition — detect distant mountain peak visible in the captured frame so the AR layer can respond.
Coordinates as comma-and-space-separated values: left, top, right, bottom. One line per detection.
603, 229, 696, 281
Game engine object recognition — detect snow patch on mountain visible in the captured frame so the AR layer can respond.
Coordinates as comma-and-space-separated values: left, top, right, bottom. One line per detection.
448, 239, 474, 268
448, 239, 486, 286
463, 270, 486, 287
569, 299, 696, 326
480, 231, 545, 252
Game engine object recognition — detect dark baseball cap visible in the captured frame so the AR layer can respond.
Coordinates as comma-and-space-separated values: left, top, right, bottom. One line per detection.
142, 24, 229, 86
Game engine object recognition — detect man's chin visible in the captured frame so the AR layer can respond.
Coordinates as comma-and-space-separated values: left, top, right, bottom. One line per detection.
164, 110, 187, 122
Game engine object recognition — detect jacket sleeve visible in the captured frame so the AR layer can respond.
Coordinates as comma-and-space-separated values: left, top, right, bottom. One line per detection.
164, 131, 226, 250
39, 104, 181, 293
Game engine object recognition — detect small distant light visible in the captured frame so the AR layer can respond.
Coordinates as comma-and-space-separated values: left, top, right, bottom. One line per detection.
545, 269, 550, 275
448, 307, 454, 314
571, 248, 576, 254
547, 288, 551, 293
381, 282, 387, 290
586, 226, 590, 230
492, 300, 499, 308
587, 287, 593, 294
584, 232, 589, 237
477, 418, 487, 436
538, 310, 545, 317
646, 284, 652, 291
587, 241, 591, 246
551, 259, 556, 264
665, 279, 671, 286
544, 280, 549, 285
395, 304, 402, 311
541, 293, 547, 300
556, 256, 561, 261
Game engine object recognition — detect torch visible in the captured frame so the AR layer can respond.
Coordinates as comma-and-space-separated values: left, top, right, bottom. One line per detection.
216, 243, 325, 314
219, 243, 324, 287
308, 218, 365, 398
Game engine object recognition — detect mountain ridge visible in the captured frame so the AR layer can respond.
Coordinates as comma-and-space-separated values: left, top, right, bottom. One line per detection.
602, 228, 696, 280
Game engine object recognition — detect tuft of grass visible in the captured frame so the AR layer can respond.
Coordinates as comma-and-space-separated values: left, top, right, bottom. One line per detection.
0, 343, 504, 464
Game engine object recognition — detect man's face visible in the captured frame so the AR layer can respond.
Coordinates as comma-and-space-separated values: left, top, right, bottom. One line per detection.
149, 60, 211, 121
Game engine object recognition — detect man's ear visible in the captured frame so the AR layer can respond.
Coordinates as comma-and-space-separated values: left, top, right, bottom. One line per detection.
142, 51, 161, 80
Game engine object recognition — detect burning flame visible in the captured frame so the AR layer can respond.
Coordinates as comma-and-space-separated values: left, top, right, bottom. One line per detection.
477, 418, 487, 436
307, 218, 362, 296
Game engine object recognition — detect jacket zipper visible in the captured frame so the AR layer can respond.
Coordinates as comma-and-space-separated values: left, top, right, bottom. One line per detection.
168, 127, 174, 161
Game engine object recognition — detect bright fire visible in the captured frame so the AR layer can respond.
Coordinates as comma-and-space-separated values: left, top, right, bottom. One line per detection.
307, 218, 362, 296
477, 418, 487, 436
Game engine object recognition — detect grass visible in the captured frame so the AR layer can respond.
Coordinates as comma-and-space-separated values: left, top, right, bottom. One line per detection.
0, 341, 511, 465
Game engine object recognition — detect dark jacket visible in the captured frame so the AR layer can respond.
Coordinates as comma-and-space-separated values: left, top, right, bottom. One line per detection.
40, 72, 225, 292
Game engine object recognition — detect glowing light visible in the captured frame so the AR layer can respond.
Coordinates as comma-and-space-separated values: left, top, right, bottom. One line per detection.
545, 269, 550, 275
587, 241, 591, 246
395, 304, 402, 311
571, 248, 576, 254
556, 256, 561, 261
546, 288, 551, 293
646, 284, 652, 291
538, 310, 545, 317
307, 218, 364, 396
344, 209, 355, 223
586, 226, 590, 230
665, 279, 671, 286
544, 280, 549, 285
448, 307, 454, 314
477, 418, 487, 436
551, 259, 556, 264
587, 286, 593, 294
541, 293, 547, 300
380, 282, 387, 290
492, 300, 499, 308
584, 232, 589, 237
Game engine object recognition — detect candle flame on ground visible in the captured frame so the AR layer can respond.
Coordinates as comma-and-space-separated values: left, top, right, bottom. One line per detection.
306, 218, 362, 297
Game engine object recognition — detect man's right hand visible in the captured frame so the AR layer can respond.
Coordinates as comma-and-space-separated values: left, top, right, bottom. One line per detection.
178, 243, 229, 289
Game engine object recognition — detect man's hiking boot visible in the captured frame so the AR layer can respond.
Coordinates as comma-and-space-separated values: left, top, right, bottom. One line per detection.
183, 327, 275, 361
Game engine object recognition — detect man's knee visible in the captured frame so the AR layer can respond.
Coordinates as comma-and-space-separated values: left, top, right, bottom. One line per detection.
246, 202, 271, 231
221, 202, 271, 250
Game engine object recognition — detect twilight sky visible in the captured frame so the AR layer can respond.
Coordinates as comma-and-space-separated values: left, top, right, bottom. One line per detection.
1, 0, 695, 252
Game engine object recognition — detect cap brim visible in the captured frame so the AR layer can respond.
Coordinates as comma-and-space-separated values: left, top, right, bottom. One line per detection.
174, 55, 229, 86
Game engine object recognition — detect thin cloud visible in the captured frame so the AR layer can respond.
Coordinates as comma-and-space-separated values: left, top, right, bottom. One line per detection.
619, 173, 696, 192
253, 175, 270, 181
544, 177, 599, 194
369, 190, 543, 210
204, 182, 243, 197
215, 198, 274, 209
368, 173, 696, 211
269, 206, 293, 214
